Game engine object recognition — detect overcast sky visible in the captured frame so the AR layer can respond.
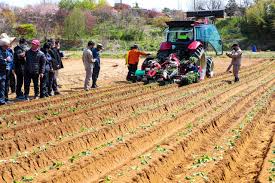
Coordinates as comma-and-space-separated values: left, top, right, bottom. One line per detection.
0, 0, 197, 10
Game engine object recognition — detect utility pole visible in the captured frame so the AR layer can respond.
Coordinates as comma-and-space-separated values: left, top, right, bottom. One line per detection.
194, 0, 196, 10
120, 0, 122, 4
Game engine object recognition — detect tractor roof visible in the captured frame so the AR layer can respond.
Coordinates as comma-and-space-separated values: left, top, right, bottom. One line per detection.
186, 10, 225, 18
166, 21, 195, 28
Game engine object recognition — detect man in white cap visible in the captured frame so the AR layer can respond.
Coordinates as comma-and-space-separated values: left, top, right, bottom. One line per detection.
0, 37, 12, 105
24, 39, 46, 100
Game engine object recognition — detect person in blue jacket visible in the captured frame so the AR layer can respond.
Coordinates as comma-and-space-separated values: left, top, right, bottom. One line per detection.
91, 44, 104, 88
5, 47, 14, 102
0, 37, 13, 105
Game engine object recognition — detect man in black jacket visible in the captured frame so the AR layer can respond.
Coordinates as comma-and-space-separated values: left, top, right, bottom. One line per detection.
47, 39, 60, 95
14, 38, 29, 99
24, 40, 46, 100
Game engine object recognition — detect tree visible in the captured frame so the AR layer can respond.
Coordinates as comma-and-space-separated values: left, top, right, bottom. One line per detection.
195, 0, 224, 10
15, 24, 37, 39
64, 8, 85, 39
0, 8, 17, 33
16, 3, 59, 39
152, 16, 172, 28
225, 0, 239, 17
205, 0, 223, 10
241, 0, 275, 50
59, 0, 76, 10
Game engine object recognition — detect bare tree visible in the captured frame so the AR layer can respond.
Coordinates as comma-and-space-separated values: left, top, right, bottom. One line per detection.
195, 0, 224, 10
205, 0, 223, 10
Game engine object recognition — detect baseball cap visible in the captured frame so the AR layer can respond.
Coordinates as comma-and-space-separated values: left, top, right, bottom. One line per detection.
32, 39, 40, 46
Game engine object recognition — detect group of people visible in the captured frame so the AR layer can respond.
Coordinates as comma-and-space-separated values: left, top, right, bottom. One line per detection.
82, 41, 103, 90
0, 33, 64, 105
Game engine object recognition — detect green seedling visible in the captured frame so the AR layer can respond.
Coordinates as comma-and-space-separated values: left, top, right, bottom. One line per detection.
52, 111, 60, 116
214, 145, 224, 151
116, 136, 124, 142
69, 155, 77, 163
21, 176, 33, 182
80, 150, 92, 156
156, 145, 167, 153
105, 176, 112, 183
35, 115, 45, 121
103, 118, 115, 125
68, 107, 77, 112
131, 165, 140, 171
139, 154, 152, 165
49, 161, 64, 170
192, 155, 213, 168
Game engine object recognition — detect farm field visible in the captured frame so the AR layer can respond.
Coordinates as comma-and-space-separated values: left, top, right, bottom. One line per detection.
0, 58, 274, 183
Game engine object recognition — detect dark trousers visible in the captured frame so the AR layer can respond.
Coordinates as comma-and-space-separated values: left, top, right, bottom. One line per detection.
5, 70, 11, 100
92, 62, 100, 86
0, 71, 6, 104
24, 72, 39, 98
127, 64, 138, 80
15, 71, 24, 97
9, 71, 16, 93
49, 71, 58, 94
40, 71, 49, 98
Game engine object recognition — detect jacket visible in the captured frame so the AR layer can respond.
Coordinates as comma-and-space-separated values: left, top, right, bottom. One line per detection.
41, 48, 53, 73
227, 48, 242, 66
82, 47, 94, 64
48, 48, 60, 70
92, 48, 101, 65
25, 49, 46, 74
14, 44, 29, 73
0, 47, 12, 73
127, 49, 147, 65
6, 48, 14, 71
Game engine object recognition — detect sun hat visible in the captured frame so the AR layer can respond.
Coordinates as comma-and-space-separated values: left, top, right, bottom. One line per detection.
0, 33, 17, 46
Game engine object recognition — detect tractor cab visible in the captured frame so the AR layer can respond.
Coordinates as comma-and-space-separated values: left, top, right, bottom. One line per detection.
159, 10, 224, 60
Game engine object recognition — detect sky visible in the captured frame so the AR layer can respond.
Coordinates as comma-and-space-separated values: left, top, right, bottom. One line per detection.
0, 0, 196, 11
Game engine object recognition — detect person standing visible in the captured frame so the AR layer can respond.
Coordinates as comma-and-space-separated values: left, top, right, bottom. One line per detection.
226, 44, 242, 82
24, 40, 46, 100
48, 40, 61, 95
92, 44, 104, 88
53, 40, 64, 88
40, 42, 53, 98
4, 46, 14, 102
83, 41, 95, 91
14, 38, 29, 99
126, 44, 148, 81
0, 37, 12, 105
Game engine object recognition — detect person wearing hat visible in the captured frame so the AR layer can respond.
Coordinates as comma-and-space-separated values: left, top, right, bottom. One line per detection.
24, 39, 46, 100
91, 43, 104, 88
13, 38, 29, 99
0, 33, 16, 102
0, 37, 13, 105
83, 41, 95, 91
226, 44, 242, 82
126, 44, 149, 81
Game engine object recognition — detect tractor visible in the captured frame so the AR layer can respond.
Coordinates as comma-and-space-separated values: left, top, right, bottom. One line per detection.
137, 10, 224, 86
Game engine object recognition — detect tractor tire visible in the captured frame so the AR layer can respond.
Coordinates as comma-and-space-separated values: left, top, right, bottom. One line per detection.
206, 57, 214, 78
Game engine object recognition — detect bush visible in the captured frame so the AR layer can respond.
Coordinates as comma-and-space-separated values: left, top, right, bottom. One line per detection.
15, 24, 37, 39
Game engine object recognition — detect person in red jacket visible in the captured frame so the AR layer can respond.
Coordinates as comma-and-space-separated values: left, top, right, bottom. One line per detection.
126, 44, 149, 81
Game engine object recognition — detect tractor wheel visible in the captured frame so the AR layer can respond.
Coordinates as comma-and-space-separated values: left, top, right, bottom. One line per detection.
206, 57, 214, 78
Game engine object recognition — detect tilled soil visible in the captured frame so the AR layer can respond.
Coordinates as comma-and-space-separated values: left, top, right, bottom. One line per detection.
0, 59, 274, 183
